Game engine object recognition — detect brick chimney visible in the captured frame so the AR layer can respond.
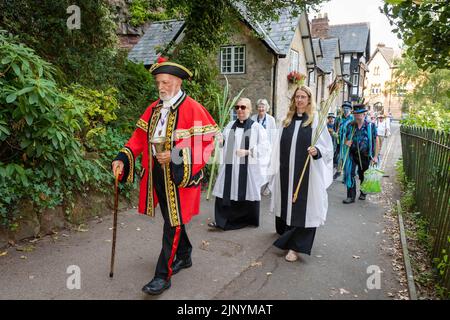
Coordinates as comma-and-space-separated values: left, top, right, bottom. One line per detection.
311, 13, 329, 39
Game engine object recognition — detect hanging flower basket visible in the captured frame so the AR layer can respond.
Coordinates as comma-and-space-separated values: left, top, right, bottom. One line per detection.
287, 71, 306, 86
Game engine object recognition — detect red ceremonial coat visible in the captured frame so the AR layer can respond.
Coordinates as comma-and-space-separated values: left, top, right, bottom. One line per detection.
115, 92, 218, 226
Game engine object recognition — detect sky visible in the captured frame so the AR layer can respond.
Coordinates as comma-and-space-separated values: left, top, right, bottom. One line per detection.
315, 0, 403, 55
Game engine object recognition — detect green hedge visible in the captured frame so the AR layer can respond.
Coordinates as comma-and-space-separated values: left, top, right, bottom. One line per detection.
0, 32, 143, 229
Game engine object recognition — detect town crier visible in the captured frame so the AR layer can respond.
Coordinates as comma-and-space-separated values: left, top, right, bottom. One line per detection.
112, 56, 218, 295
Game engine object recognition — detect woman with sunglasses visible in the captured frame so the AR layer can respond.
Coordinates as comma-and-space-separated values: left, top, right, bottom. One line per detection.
209, 98, 270, 230
269, 86, 333, 262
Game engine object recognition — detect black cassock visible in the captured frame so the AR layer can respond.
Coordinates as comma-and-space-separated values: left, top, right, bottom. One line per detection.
214, 119, 260, 230
273, 113, 321, 255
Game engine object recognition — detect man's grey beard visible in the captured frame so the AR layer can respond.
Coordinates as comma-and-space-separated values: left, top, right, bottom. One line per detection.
159, 94, 173, 102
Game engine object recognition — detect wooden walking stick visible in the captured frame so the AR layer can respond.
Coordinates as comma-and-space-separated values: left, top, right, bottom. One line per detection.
109, 171, 120, 278
340, 126, 356, 171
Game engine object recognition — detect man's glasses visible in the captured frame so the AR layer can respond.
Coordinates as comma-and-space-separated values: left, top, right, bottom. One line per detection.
234, 105, 247, 110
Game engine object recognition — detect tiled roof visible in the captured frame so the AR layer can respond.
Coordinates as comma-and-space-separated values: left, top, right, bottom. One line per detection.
128, 5, 310, 64
127, 20, 185, 66
312, 38, 322, 57
378, 46, 395, 66
313, 37, 340, 73
328, 22, 369, 54
234, 4, 300, 56
319, 38, 339, 73
368, 45, 396, 68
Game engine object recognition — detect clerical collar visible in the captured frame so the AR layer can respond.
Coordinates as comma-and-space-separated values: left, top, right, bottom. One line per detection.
236, 118, 248, 128
162, 90, 183, 108
294, 113, 304, 120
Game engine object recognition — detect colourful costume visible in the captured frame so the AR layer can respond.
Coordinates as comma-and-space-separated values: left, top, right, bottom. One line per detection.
113, 57, 218, 295
343, 104, 377, 203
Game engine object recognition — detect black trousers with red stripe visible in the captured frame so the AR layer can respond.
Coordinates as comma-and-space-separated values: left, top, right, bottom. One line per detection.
153, 158, 192, 281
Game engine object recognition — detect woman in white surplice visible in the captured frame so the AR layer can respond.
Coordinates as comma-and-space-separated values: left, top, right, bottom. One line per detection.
250, 99, 277, 196
210, 98, 271, 230
269, 86, 333, 262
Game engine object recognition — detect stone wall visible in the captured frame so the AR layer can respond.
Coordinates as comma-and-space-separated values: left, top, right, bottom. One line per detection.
275, 25, 309, 123
218, 22, 275, 117
0, 191, 136, 248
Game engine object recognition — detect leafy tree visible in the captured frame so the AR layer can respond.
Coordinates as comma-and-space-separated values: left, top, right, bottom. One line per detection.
0, 32, 134, 228
129, 0, 180, 26
392, 55, 450, 108
0, 0, 117, 84
382, 0, 450, 71
389, 53, 450, 131
0, 0, 158, 125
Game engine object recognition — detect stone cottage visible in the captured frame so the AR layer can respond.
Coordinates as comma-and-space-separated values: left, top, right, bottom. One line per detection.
364, 43, 403, 119
127, 6, 317, 123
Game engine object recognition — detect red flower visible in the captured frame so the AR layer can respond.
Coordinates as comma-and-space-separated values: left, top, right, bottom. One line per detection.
287, 71, 306, 83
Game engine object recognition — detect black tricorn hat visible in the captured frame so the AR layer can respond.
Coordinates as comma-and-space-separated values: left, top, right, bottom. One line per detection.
149, 56, 193, 80
352, 104, 368, 114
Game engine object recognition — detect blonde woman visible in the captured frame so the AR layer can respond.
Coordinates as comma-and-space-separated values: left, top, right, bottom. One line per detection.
269, 86, 333, 262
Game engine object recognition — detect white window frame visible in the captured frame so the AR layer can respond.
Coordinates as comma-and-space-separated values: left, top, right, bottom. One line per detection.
343, 54, 351, 64
352, 74, 358, 86
289, 49, 300, 72
220, 45, 246, 74
309, 70, 316, 85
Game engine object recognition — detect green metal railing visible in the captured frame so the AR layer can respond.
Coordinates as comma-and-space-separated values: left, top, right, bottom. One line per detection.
400, 125, 450, 292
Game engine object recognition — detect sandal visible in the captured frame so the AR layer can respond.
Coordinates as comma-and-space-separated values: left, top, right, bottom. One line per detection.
285, 250, 299, 262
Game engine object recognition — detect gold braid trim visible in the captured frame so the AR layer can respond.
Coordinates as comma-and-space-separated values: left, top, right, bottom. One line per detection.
164, 110, 181, 227
137, 119, 148, 132
174, 124, 219, 140
188, 170, 204, 186
179, 147, 191, 188
120, 147, 134, 184
145, 105, 162, 217
149, 62, 193, 78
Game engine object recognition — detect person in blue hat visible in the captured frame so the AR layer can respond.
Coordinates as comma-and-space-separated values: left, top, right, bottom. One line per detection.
342, 104, 379, 204
327, 113, 338, 170
334, 101, 354, 179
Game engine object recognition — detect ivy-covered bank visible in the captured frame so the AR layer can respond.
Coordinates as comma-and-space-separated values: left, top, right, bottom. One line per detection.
0, 32, 143, 234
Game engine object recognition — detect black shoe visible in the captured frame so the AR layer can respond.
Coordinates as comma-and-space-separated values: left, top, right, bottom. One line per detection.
343, 197, 355, 204
208, 222, 218, 228
359, 193, 366, 200
142, 278, 171, 295
333, 171, 341, 180
172, 257, 192, 275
